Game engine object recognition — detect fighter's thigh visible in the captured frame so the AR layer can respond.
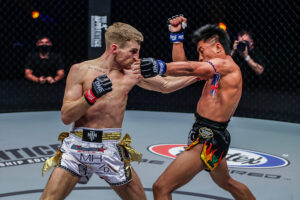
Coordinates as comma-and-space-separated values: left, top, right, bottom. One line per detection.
209, 158, 231, 187
111, 168, 146, 200
156, 143, 205, 191
41, 167, 80, 200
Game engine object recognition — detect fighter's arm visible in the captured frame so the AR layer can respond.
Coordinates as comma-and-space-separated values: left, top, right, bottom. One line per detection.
168, 15, 188, 61
140, 58, 231, 80
165, 59, 231, 78
137, 75, 198, 93
61, 65, 112, 125
61, 64, 90, 125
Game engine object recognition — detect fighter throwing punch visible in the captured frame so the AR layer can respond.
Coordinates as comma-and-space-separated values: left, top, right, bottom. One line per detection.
139, 15, 256, 200
40, 22, 199, 200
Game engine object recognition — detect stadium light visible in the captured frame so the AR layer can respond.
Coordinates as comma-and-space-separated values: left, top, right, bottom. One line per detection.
32, 11, 40, 19
218, 22, 227, 31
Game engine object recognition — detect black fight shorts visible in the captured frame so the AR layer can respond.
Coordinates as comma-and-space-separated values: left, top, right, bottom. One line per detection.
186, 113, 231, 171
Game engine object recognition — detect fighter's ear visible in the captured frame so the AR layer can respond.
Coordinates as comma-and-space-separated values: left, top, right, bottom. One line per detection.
215, 43, 223, 54
110, 44, 118, 53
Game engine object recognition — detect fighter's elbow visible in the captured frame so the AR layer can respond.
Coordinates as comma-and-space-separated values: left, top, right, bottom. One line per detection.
158, 83, 173, 94
61, 113, 72, 125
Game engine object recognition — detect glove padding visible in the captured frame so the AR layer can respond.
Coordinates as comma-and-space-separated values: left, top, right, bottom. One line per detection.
84, 74, 112, 105
140, 58, 166, 78
168, 14, 187, 43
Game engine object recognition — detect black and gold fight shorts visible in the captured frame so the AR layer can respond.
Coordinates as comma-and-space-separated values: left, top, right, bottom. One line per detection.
186, 113, 230, 171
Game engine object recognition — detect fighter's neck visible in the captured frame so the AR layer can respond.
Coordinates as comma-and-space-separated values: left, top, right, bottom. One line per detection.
96, 52, 122, 73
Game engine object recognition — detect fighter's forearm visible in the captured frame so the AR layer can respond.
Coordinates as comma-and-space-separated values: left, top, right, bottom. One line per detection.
61, 97, 90, 125
172, 43, 187, 62
160, 76, 198, 93
138, 75, 197, 93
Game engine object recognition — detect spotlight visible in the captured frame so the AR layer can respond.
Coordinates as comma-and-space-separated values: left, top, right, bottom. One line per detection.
32, 11, 40, 19
218, 22, 227, 31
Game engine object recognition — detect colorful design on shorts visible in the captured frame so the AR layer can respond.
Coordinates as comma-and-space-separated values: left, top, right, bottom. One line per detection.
199, 127, 214, 139
201, 141, 223, 171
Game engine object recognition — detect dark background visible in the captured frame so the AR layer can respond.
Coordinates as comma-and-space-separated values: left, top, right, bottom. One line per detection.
1, 0, 299, 123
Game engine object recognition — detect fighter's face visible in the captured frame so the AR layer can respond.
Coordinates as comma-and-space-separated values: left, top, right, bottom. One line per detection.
114, 40, 140, 69
197, 40, 219, 62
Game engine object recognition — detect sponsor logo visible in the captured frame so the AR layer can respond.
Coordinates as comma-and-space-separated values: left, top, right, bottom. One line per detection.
148, 144, 289, 169
94, 81, 104, 93
178, 34, 184, 40
199, 127, 214, 139
71, 145, 107, 153
87, 90, 96, 100
170, 34, 177, 41
82, 129, 102, 143
80, 153, 103, 163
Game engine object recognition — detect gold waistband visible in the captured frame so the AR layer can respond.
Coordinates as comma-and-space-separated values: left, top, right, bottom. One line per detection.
70, 130, 122, 141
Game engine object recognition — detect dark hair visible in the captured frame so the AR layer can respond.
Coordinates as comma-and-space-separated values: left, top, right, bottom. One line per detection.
36, 34, 51, 42
192, 24, 231, 55
238, 30, 254, 40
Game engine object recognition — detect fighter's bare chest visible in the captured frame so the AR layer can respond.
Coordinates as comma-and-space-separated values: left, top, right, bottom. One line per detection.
83, 75, 137, 94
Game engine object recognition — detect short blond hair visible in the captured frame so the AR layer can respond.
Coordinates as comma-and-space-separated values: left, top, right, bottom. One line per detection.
105, 22, 144, 49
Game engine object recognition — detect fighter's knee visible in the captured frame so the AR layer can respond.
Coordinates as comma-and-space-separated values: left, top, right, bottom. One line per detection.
152, 180, 160, 193
216, 177, 235, 191
152, 180, 165, 194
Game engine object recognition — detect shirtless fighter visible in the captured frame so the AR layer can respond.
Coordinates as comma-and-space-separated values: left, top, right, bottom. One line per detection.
139, 15, 256, 200
40, 22, 198, 200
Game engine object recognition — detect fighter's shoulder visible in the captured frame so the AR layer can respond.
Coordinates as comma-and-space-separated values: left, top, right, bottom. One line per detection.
209, 58, 227, 69
69, 60, 94, 74
215, 57, 238, 70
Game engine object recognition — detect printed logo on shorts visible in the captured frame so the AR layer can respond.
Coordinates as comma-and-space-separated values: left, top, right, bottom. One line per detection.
82, 129, 103, 143
148, 144, 289, 169
199, 127, 214, 139
88, 131, 97, 141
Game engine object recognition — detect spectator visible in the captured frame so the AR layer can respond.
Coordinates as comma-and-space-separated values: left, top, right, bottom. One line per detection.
25, 35, 65, 84
231, 30, 264, 75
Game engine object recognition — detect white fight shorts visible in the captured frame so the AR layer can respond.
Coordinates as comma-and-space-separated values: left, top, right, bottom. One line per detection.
58, 127, 132, 185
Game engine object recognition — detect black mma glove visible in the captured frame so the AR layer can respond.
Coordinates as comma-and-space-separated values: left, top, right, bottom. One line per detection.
84, 74, 112, 105
140, 58, 166, 78
168, 14, 187, 43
